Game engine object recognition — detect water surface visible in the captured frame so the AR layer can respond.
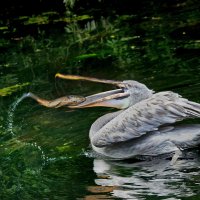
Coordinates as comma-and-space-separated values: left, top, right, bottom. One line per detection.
0, 1, 200, 199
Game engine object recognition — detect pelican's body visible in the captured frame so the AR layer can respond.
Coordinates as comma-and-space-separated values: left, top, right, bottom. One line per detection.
29, 74, 200, 161
89, 93, 200, 160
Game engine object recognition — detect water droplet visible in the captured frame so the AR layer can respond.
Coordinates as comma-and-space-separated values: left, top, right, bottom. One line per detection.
7, 93, 29, 136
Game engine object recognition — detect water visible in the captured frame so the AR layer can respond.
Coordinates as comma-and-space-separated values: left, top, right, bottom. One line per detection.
7, 93, 29, 136
0, 1, 200, 199
92, 158, 200, 199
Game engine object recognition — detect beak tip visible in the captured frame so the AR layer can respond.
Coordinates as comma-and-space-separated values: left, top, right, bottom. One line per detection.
55, 73, 60, 78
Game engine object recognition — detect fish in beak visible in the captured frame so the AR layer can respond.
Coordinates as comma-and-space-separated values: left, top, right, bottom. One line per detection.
26, 92, 86, 108
56, 74, 131, 109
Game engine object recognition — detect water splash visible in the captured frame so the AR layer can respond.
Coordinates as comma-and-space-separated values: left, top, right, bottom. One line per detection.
28, 142, 48, 167
7, 93, 29, 136
6, 93, 48, 167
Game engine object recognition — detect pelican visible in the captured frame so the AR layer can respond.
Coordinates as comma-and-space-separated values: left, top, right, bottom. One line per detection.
29, 74, 200, 163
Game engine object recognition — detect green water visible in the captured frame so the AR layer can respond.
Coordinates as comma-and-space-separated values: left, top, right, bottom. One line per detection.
0, 1, 200, 199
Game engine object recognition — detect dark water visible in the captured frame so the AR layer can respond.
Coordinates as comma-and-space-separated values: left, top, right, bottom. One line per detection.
0, 1, 200, 199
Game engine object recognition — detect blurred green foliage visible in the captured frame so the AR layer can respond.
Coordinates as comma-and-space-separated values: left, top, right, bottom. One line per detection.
0, 83, 30, 96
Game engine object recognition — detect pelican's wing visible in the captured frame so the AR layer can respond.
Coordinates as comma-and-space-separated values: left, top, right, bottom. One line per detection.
92, 92, 200, 147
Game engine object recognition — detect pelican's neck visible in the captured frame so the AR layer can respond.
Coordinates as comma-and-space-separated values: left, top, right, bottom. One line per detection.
89, 110, 123, 140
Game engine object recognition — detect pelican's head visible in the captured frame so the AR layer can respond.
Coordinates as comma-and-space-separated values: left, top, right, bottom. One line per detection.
121, 80, 154, 107
56, 74, 154, 109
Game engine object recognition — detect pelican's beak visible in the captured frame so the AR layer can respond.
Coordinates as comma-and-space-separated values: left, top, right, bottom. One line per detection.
56, 74, 130, 109
69, 89, 130, 109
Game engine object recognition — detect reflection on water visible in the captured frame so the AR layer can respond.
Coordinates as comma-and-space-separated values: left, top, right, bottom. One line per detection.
89, 157, 200, 199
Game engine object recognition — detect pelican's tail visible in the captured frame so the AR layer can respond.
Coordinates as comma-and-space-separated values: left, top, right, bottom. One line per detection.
181, 100, 200, 118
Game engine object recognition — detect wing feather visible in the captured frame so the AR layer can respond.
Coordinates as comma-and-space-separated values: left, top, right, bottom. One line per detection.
92, 91, 200, 147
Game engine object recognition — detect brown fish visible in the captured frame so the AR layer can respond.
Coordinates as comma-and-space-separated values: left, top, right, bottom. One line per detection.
26, 92, 86, 108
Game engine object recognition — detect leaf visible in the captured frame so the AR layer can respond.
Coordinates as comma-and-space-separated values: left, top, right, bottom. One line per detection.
0, 82, 30, 96
0, 26, 8, 30
75, 53, 98, 60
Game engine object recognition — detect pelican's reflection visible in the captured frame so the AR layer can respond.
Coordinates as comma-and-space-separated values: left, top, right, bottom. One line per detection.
87, 155, 200, 199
